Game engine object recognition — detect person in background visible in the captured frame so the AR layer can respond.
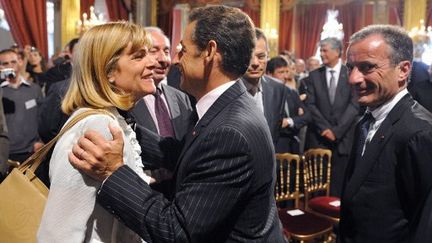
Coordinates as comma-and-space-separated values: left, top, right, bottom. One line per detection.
68, 6, 284, 242
37, 22, 156, 243
306, 56, 321, 73
340, 24, 432, 243
42, 38, 79, 94
304, 37, 359, 197
0, 49, 43, 163
242, 28, 290, 152
25, 45, 47, 90
130, 26, 194, 197
295, 58, 307, 80
267, 55, 311, 153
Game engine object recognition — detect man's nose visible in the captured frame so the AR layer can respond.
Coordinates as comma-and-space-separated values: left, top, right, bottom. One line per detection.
348, 67, 364, 85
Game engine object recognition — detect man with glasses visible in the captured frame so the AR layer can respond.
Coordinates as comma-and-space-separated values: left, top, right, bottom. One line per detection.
340, 25, 432, 242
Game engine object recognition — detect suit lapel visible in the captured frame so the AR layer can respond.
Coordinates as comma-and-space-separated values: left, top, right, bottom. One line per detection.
131, 99, 158, 133
161, 85, 181, 133
261, 77, 272, 125
318, 68, 332, 106
334, 66, 348, 105
343, 95, 412, 200
174, 80, 246, 172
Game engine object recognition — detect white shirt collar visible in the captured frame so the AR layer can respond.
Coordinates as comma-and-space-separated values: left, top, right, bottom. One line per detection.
368, 88, 409, 121
196, 81, 236, 121
326, 58, 342, 73
0, 76, 30, 87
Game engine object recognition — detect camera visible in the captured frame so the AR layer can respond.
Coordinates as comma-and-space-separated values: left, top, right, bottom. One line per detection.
0, 68, 16, 82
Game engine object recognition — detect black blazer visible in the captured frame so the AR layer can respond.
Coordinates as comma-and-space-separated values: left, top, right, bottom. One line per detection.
340, 94, 432, 242
304, 65, 359, 155
97, 81, 285, 242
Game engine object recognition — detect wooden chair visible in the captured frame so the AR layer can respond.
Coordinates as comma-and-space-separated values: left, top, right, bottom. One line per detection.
276, 153, 333, 243
303, 149, 340, 224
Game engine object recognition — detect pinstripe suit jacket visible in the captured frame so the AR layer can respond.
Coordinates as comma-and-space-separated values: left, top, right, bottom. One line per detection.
97, 81, 285, 243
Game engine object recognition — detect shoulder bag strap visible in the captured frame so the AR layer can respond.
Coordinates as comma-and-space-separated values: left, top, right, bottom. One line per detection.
19, 109, 115, 173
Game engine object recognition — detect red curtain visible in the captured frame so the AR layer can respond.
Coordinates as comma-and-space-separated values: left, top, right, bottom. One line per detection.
105, 0, 129, 21
279, 8, 294, 53
158, 0, 176, 40
0, 0, 48, 58
364, 2, 374, 26
241, 0, 260, 27
388, 1, 402, 25
294, 3, 328, 60
80, 0, 96, 18
427, 0, 432, 27
337, 1, 365, 57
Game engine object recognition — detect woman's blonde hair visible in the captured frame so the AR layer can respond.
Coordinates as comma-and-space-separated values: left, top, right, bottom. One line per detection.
62, 21, 152, 115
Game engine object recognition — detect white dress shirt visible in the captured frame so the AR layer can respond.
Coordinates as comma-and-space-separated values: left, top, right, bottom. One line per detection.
361, 89, 409, 155
196, 81, 236, 121
326, 59, 342, 88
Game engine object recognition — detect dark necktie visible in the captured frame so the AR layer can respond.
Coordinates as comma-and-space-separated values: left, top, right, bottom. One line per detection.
154, 88, 175, 137
328, 70, 336, 104
357, 112, 374, 156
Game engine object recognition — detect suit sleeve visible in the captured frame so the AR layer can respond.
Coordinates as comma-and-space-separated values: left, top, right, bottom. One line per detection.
135, 123, 183, 171
38, 81, 68, 143
330, 89, 359, 140
97, 125, 253, 243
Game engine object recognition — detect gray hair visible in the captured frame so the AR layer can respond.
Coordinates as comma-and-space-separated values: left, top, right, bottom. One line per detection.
349, 25, 413, 65
320, 37, 343, 57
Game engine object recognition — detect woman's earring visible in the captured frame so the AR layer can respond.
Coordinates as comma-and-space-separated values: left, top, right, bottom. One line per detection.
109, 79, 115, 83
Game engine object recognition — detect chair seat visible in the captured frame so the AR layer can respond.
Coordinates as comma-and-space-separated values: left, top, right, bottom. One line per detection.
278, 208, 333, 237
309, 196, 340, 218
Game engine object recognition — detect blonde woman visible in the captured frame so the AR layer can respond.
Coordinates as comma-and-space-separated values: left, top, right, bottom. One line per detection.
37, 22, 155, 243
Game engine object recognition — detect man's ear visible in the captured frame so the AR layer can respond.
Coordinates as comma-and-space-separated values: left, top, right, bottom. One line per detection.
204, 40, 217, 63
398, 60, 411, 83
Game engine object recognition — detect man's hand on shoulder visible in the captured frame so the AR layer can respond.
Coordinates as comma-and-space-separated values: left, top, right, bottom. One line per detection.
69, 123, 124, 182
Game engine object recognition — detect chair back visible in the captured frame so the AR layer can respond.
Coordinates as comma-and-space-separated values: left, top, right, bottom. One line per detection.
303, 148, 332, 202
275, 153, 301, 208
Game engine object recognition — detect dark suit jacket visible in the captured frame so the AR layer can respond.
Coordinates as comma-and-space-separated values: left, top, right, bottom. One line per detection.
96, 81, 285, 242
305, 65, 359, 155
38, 79, 70, 143
256, 76, 287, 146
277, 85, 311, 153
339, 95, 432, 242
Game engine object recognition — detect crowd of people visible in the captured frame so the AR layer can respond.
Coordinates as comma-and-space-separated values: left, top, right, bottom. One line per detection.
1, 4, 432, 243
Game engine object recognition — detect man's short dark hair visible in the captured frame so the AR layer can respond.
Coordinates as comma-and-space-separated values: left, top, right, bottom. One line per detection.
349, 25, 413, 65
0, 49, 18, 56
320, 37, 343, 57
266, 56, 288, 74
67, 38, 79, 54
189, 5, 255, 77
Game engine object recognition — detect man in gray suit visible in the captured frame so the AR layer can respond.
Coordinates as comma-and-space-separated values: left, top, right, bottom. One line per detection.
69, 5, 284, 243
129, 27, 194, 194
305, 37, 359, 196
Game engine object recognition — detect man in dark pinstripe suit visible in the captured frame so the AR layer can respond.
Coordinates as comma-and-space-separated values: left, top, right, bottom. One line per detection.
69, 5, 285, 243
